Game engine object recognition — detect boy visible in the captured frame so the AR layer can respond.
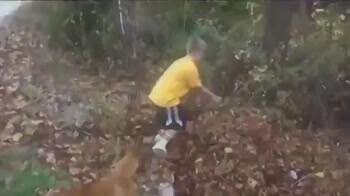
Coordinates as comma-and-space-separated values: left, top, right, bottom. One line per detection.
149, 37, 221, 154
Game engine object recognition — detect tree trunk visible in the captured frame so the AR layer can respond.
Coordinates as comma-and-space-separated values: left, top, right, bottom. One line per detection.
263, 0, 299, 61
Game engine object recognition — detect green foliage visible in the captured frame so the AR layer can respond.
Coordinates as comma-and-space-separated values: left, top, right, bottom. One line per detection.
0, 146, 69, 196
11, 0, 350, 127
45, 1, 113, 59
23, 0, 256, 70
0, 165, 58, 196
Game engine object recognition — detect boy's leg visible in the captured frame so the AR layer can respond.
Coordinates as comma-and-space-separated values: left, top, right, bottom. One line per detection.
144, 106, 173, 194
151, 105, 188, 196
152, 105, 187, 154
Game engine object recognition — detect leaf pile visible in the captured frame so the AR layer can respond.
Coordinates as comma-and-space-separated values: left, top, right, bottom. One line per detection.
0, 28, 137, 190
1, 25, 350, 196
169, 108, 350, 196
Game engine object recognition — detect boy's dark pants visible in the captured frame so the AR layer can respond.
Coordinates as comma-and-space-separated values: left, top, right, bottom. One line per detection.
156, 104, 194, 131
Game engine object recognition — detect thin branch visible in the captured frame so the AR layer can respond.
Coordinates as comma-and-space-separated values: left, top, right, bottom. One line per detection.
118, 0, 125, 35
183, 0, 187, 30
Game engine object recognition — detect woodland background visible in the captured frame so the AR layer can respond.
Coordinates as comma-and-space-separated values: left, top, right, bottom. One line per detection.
1, 0, 350, 196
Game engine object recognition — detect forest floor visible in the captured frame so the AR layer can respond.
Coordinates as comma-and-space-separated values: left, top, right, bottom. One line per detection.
1, 29, 350, 196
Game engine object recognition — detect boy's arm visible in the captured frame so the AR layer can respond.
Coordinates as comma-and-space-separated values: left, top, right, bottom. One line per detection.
200, 86, 221, 103
186, 66, 221, 103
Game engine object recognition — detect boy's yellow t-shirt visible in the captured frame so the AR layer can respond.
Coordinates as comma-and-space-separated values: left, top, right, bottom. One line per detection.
149, 55, 202, 107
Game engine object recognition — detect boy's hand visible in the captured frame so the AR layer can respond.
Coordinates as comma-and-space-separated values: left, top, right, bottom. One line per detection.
200, 86, 222, 105
212, 95, 222, 104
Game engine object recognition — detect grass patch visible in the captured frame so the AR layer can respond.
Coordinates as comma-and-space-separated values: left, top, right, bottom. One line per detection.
0, 163, 68, 196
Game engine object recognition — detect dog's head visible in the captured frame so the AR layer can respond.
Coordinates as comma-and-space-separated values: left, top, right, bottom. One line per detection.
110, 143, 144, 177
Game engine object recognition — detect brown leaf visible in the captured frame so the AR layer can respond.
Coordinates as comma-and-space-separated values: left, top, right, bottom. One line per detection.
143, 136, 153, 144
214, 159, 234, 176
12, 133, 23, 142
224, 147, 233, 154
13, 96, 28, 109
5, 82, 19, 95
69, 167, 82, 176
247, 177, 258, 189
314, 171, 325, 178
46, 152, 56, 165
4, 115, 21, 133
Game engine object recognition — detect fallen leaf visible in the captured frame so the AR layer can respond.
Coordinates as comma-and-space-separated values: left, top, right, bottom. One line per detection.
224, 147, 233, 154
73, 131, 79, 138
247, 144, 257, 155
37, 148, 45, 157
314, 172, 325, 178
69, 167, 82, 176
12, 132, 23, 142
73, 178, 80, 183
289, 170, 298, 180
330, 170, 343, 179
46, 152, 56, 165
143, 136, 153, 144
82, 176, 92, 184
247, 177, 258, 189
22, 122, 38, 135
31, 120, 44, 125
89, 172, 97, 179
70, 157, 77, 162
215, 159, 234, 175
5, 82, 19, 95
4, 122, 15, 134
5, 175, 13, 188
4, 115, 21, 133
195, 157, 203, 163
0, 57, 4, 66
235, 183, 244, 190
13, 96, 28, 109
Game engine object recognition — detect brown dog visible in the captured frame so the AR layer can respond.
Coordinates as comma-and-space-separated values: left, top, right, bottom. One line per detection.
59, 147, 140, 196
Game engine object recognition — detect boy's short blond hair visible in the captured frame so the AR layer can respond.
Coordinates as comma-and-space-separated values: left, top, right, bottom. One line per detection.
186, 37, 207, 54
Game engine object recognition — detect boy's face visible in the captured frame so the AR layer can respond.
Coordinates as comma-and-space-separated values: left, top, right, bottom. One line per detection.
192, 48, 206, 63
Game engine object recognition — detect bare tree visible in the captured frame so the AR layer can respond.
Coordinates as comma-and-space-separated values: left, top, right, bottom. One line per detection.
118, 0, 125, 35
263, 0, 300, 62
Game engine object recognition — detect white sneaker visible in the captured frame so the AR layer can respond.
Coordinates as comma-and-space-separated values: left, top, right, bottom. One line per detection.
152, 129, 177, 156
154, 133, 163, 143
158, 182, 175, 196
152, 136, 169, 156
